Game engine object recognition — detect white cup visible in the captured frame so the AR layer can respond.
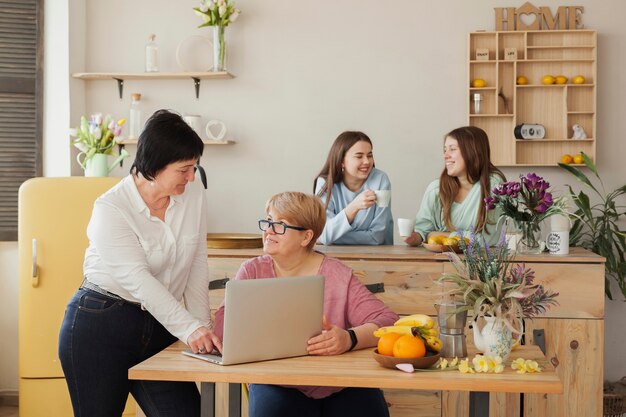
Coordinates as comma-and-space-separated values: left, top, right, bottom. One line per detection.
397, 218, 416, 237
182, 114, 202, 135
374, 190, 391, 207
547, 231, 569, 255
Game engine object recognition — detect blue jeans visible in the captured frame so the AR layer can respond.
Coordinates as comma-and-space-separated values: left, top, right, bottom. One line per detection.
248, 384, 390, 417
58, 288, 200, 417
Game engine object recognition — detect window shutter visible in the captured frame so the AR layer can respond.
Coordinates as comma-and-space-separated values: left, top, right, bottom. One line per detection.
0, 0, 43, 241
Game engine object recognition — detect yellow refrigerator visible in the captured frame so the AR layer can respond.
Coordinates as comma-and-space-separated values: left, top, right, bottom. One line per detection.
18, 177, 136, 416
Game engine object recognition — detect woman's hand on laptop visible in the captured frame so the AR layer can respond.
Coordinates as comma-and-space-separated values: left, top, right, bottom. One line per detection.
307, 317, 352, 356
188, 326, 223, 354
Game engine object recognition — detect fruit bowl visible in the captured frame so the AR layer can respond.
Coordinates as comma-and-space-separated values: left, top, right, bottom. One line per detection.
372, 349, 440, 370
423, 243, 462, 254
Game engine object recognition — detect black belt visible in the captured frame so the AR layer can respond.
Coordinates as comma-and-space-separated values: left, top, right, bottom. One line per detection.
80, 278, 144, 309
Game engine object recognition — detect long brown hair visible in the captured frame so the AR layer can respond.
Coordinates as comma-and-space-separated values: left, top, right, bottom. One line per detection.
439, 126, 505, 232
313, 131, 373, 208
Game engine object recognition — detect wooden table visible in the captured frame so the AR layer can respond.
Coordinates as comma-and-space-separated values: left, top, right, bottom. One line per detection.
129, 342, 562, 417
206, 245, 604, 417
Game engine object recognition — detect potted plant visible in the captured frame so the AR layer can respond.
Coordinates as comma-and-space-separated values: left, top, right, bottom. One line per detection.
559, 152, 626, 300
439, 235, 559, 359
69, 113, 129, 177
485, 173, 567, 253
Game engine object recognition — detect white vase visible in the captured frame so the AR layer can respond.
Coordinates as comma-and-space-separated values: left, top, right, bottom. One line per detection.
472, 316, 522, 360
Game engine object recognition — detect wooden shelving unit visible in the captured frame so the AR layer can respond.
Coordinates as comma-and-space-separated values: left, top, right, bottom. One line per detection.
468, 30, 597, 166
72, 71, 234, 98
117, 138, 235, 145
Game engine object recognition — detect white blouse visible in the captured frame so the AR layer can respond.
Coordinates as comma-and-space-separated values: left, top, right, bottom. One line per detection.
84, 175, 210, 343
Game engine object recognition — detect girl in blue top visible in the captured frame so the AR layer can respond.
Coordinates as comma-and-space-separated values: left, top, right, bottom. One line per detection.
404, 126, 506, 247
314, 131, 394, 245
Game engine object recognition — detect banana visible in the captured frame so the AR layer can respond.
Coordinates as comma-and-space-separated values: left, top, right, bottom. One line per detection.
394, 314, 435, 329
373, 325, 419, 338
416, 327, 439, 338
424, 336, 443, 352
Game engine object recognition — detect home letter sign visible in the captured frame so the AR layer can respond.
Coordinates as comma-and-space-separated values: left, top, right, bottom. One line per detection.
495, 2, 584, 31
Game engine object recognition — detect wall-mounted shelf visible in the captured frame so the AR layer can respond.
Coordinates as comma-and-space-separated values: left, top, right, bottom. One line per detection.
117, 137, 235, 145
468, 30, 597, 166
71, 71, 234, 99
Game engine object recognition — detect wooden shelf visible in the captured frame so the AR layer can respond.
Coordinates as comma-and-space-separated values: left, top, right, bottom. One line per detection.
72, 71, 234, 98
468, 30, 596, 166
523, 58, 595, 62
470, 114, 513, 117
72, 71, 234, 80
516, 138, 594, 143
118, 138, 235, 145
527, 45, 595, 49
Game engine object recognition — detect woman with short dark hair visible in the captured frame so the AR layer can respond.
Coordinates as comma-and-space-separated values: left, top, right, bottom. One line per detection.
59, 109, 220, 417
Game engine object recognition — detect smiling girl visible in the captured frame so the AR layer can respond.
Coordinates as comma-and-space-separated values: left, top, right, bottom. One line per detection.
314, 131, 393, 245
403, 126, 506, 247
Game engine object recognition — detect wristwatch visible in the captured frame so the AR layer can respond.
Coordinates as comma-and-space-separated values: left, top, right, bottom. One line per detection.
347, 328, 358, 351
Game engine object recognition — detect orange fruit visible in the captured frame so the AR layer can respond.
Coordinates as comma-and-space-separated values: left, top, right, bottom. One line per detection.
516, 75, 528, 85
573, 153, 584, 164
542, 75, 556, 85
393, 335, 426, 359
471, 79, 486, 88
377, 333, 402, 356
572, 75, 586, 84
561, 154, 573, 164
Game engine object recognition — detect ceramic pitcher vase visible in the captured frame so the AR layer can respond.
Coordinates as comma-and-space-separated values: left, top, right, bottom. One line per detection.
472, 316, 522, 360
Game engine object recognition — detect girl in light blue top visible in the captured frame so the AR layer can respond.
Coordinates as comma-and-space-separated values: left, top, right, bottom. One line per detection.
403, 126, 505, 247
314, 131, 394, 245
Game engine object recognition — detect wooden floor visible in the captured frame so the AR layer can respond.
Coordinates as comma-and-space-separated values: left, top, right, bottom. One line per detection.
0, 405, 18, 417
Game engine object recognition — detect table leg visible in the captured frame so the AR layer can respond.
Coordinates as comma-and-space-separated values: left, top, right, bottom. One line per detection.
228, 383, 242, 417
469, 392, 489, 417
200, 382, 215, 417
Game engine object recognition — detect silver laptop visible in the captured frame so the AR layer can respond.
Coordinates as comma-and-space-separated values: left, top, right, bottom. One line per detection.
183, 275, 324, 365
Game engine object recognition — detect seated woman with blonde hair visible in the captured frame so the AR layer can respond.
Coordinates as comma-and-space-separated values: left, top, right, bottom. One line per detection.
404, 126, 506, 247
215, 191, 398, 417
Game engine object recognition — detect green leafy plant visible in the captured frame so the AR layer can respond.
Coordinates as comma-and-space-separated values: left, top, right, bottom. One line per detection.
439, 236, 559, 333
558, 152, 626, 300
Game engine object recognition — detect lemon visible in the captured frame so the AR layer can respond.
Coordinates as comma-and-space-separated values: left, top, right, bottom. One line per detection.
471, 79, 486, 88
542, 75, 556, 85
573, 153, 584, 164
561, 154, 573, 164
555, 75, 568, 84
442, 238, 458, 246
516, 75, 528, 85
572, 75, 586, 84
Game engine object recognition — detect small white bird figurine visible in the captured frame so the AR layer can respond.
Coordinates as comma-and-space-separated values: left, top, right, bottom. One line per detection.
572, 124, 587, 140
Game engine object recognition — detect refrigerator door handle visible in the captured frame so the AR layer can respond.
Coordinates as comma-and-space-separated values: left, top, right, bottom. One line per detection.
32, 238, 39, 287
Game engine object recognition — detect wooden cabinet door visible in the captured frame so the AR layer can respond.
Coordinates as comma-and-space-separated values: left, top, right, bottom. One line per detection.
525, 318, 603, 417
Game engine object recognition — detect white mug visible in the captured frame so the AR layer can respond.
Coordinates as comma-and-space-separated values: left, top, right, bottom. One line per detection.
547, 231, 569, 255
374, 190, 391, 207
183, 114, 202, 136
397, 218, 415, 237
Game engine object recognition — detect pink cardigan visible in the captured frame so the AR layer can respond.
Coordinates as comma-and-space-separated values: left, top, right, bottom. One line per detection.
214, 254, 398, 399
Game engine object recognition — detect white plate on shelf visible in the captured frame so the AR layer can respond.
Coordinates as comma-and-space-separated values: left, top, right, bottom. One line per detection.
176, 35, 213, 72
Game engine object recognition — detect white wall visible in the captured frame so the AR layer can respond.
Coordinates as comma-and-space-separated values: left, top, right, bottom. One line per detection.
1, 0, 625, 393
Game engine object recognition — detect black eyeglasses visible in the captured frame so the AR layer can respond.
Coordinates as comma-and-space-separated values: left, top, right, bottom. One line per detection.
258, 219, 307, 235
